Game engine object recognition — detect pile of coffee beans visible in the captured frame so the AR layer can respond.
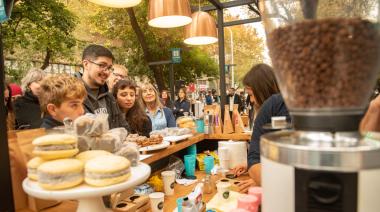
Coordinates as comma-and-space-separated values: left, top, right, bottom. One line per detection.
268, 18, 380, 109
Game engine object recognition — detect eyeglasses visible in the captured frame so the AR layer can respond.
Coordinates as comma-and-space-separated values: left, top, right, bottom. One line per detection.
87, 60, 113, 72
113, 72, 127, 79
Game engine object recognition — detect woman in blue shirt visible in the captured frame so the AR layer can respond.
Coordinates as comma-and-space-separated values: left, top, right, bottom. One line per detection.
141, 83, 176, 131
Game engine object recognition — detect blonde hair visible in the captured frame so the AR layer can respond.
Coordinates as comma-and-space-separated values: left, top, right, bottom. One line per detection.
21, 68, 46, 92
113, 64, 129, 75
39, 74, 87, 113
141, 83, 163, 115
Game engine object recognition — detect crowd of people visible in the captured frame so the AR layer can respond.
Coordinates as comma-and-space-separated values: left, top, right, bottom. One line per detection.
4, 44, 379, 194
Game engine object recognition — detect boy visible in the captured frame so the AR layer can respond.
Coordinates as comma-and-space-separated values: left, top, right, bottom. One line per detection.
39, 74, 87, 129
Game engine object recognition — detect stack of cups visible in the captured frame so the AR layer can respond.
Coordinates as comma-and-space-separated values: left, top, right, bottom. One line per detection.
161, 170, 176, 196
237, 194, 259, 212
184, 155, 196, 178
248, 186, 263, 205
218, 147, 229, 170
204, 156, 214, 175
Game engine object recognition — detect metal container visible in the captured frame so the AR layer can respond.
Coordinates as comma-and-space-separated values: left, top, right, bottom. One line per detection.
261, 130, 380, 212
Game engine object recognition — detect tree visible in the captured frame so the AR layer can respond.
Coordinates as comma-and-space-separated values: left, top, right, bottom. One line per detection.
76, 1, 218, 91
2, 0, 77, 69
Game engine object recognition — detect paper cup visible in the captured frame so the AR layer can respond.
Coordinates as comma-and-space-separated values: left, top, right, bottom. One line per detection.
149, 192, 164, 212
216, 181, 231, 201
161, 170, 176, 196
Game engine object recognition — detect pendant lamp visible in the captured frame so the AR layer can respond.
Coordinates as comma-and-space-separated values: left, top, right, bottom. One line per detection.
184, 11, 218, 45
148, 0, 192, 28
87, 0, 141, 8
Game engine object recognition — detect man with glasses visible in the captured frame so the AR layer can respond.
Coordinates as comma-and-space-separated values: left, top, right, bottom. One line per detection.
80, 44, 130, 130
106, 64, 129, 91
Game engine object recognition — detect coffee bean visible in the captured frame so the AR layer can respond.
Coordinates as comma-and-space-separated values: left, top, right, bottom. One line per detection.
268, 18, 380, 109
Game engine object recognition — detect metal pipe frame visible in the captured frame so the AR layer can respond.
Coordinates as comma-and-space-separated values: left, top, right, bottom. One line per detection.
0, 25, 15, 212
204, 0, 261, 117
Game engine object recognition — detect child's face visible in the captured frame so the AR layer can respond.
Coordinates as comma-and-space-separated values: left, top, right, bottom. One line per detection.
49, 98, 85, 122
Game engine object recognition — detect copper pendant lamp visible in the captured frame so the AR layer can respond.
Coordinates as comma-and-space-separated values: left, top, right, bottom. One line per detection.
184, 11, 218, 45
86, 0, 141, 8
148, 0, 192, 28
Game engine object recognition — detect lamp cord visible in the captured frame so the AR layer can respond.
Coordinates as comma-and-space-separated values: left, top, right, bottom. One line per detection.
198, 0, 200, 11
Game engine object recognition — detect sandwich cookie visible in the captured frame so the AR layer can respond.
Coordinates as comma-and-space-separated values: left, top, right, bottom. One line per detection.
75, 150, 112, 163
27, 157, 45, 181
33, 134, 79, 160
85, 155, 131, 187
37, 159, 84, 190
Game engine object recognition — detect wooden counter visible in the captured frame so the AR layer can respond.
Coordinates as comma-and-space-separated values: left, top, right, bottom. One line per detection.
204, 133, 251, 141
164, 171, 250, 212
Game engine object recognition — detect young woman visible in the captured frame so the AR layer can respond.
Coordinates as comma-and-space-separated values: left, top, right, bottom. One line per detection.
14, 68, 46, 129
160, 89, 174, 110
232, 63, 283, 193
141, 83, 176, 131
113, 80, 152, 137
173, 87, 190, 119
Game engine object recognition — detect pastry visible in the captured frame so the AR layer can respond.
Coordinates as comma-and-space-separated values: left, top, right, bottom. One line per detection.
27, 157, 45, 181
85, 155, 131, 187
115, 143, 140, 167
74, 115, 94, 136
177, 117, 193, 125
37, 158, 84, 190
32, 134, 79, 160
92, 133, 121, 153
75, 150, 112, 163
77, 136, 92, 152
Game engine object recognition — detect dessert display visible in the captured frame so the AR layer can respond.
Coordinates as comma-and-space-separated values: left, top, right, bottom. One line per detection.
28, 133, 136, 190
125, 134, 163, 148
37, 158, 84, 190
84, 155, 131, 187
27, 157, 45, 181
32, 134, 79, 160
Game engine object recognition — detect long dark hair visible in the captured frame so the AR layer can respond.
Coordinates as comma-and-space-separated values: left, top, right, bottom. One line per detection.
243, 63, 280, 109
113, 80, 149, 134
177, 87, 187, 101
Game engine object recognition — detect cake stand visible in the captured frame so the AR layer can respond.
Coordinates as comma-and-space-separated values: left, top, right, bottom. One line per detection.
23, 162, 151, 212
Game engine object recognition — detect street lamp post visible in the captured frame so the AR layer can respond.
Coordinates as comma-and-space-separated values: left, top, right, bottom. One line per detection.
226, 27, 234, 88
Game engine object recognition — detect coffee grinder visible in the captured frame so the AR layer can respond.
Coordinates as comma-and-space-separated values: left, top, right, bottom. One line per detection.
259, 0, 380, 211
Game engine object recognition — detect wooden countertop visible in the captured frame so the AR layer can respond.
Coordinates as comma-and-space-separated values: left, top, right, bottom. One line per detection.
164, 171, 251, 212
204, 133, 251, 141
141, 133, 205, 164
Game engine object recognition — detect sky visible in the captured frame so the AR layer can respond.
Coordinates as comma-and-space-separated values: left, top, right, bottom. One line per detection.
226, 7, 271, 64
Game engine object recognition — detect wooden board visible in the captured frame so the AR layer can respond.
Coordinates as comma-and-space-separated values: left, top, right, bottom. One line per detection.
141, 134, 205, 164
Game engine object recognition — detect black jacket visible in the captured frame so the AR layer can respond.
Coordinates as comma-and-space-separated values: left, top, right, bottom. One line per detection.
226, 94, 242, 112
173, 99, 190, 119
79, 77, 131, 131
14, 91, 42, 129
248, 94, 290, 168
40, 116, 64, 129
